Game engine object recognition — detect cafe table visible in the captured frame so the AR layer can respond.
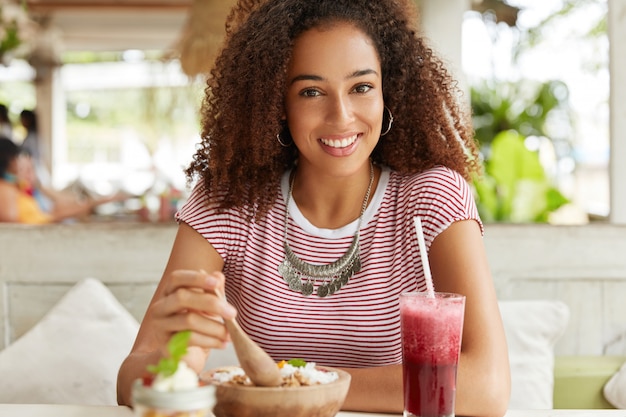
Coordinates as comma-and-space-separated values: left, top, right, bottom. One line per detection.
0, 405, 625, 417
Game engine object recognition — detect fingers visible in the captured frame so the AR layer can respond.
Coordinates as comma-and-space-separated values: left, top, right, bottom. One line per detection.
167, 269, 224, 295
147, 269, 237, 355
183, 346, 210, 373
166, 311, 231, 347
148, 304, 231, 360
161, 270, 237, 319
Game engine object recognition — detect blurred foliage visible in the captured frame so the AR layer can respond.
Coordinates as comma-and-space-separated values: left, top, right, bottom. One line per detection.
471, 79, 571, 223
470, 0, 607, 223
473, 130, 569, 222
513, 0, 607, 59
472, 79, 570, 148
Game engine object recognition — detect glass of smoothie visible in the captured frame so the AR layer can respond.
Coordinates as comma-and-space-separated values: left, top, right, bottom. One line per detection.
399, 292, 465, 417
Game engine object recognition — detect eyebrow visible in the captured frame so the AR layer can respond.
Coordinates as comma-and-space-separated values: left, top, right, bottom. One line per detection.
289, 68, 379, 85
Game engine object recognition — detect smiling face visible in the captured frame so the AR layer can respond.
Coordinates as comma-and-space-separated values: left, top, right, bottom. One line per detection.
285, 22, 384, 177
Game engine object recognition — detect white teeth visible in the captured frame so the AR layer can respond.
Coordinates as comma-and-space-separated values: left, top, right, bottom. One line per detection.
320, 134, 358, 148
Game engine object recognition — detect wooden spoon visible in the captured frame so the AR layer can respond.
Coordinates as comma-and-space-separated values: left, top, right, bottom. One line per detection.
216, 289, 283, 387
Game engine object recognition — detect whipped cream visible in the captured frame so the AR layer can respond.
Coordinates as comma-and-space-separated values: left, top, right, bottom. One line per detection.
151, 361, 199, 392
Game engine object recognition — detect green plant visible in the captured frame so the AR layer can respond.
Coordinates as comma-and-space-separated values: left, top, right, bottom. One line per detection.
469, 0, 607, 223
471, 79, 570, 223
474, 130, 568, 222
0, 0, 36, 64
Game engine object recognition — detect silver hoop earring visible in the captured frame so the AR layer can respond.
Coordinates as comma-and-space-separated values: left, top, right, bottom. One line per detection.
380, 106, 394, 136
276, 132, 292, 147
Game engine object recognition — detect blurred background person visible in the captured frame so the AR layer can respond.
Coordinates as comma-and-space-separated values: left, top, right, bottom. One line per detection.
18, 109, 51, 187
0, 104, 13, 142
18, 109, 40, 161
0, 136, 51, 224
0, 137, 123, 224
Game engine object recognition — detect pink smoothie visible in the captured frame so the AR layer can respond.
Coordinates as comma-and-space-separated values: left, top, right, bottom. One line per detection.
400, 293, 465, 417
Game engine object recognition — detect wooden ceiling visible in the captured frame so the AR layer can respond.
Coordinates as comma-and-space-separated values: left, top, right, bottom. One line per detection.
25, 0, 192, 11
24, 0, 195, 53
20, 1, 519, 56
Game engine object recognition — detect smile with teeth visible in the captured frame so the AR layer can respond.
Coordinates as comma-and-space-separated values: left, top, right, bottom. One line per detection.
319, 134, 358, 149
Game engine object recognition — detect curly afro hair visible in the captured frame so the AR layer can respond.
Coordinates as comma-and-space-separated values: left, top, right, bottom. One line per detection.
186, 0, 480, 217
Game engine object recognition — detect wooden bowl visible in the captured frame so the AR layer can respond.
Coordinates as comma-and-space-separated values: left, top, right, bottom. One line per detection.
202, 366, 351, 417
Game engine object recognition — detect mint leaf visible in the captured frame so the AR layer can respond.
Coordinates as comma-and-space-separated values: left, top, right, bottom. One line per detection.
168, 330, 192, 362
287, 358, 307, 368
147, 358, 177, 376
147, 330, 192, 377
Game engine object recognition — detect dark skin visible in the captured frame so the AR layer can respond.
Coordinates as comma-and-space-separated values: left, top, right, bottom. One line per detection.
118, 220, 509, 416
186, 0, 480, 219
118, 1, 510, 415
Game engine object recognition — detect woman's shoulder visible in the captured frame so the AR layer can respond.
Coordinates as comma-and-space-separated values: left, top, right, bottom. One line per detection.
384, 165, 476, 213
177, 178, 278, 225
384, 166, 482, 233
389, 165, 469, 190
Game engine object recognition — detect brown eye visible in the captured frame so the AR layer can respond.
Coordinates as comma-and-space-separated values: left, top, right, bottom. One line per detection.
353, 84, 373, 94
300, 88, 321, 97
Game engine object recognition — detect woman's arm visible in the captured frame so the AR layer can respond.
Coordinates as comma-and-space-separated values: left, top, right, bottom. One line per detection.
339, 220, 509, 416
429, 219, 511, 417
340, 364, 403, 413
117, 222, 236, 405
0, 184, 19, 222
47, 190, 125, 222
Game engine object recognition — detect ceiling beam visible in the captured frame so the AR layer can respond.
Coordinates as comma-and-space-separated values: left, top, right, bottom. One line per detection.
25, 1, 192, 12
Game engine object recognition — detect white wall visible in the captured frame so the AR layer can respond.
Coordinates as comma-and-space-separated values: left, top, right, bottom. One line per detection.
484, 224, 626, 356
609, 0, 626, 224
1, 223, 626, 356
415, 0, 470, 94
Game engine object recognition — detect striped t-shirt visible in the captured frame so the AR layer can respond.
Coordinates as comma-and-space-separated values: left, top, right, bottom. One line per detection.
177, 165, 481, 368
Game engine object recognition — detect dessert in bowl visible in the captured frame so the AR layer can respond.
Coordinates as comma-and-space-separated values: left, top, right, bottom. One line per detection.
132, 371, 216, 417
132, 331, 216, 417
202, 360, 352, 417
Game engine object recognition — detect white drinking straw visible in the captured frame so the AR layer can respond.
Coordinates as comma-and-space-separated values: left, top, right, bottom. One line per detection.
414, 216, 435, 298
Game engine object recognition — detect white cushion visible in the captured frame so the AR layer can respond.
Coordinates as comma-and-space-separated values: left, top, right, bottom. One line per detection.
499, 300, 570, 409
0, 278, 139, 405
604, 360, 626, 409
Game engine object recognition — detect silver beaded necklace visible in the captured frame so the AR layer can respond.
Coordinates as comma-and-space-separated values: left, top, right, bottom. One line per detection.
278, 161, 374, 297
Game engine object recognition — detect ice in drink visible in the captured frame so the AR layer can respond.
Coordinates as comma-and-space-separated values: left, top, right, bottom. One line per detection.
400, 292, 465, 417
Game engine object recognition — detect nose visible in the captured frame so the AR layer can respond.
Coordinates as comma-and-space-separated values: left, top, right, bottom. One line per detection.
326, 94, 353, 125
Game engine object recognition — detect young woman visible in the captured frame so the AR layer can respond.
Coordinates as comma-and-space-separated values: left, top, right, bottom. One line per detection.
117, 1, 510, 415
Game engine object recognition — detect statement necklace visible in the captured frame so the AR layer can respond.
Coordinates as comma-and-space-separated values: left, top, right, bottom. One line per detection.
278, 161, 374, 297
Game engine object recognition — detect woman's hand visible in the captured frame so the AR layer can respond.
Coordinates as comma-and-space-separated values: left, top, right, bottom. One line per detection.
118, 223, 228, 405
145, 269, 237, 372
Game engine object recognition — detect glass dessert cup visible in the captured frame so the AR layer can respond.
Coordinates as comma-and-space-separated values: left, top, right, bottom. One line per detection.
131, 378, 216, 417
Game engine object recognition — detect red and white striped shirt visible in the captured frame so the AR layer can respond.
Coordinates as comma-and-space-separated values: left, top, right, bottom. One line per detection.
177, 165, 481, 368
